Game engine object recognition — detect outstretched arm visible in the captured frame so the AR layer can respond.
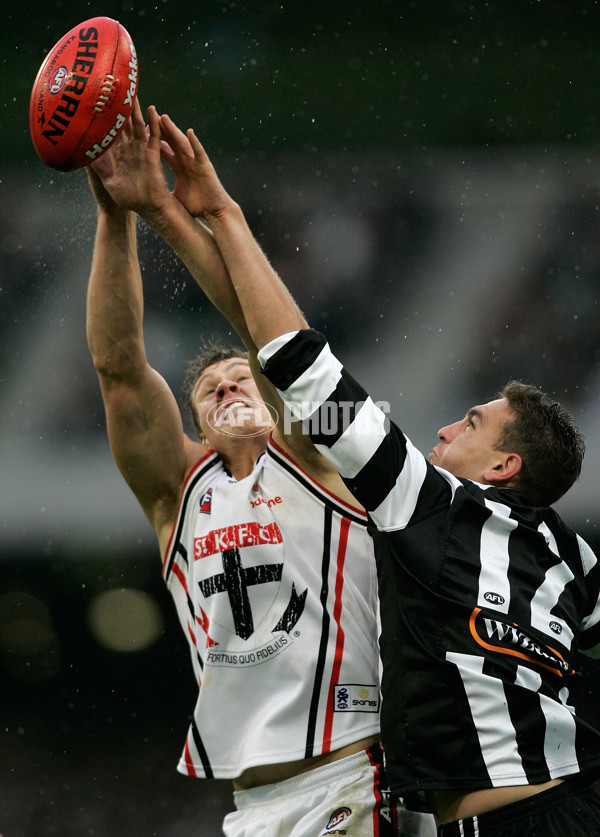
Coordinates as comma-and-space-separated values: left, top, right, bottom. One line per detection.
157, 115, 348, 478
86, 158, 200, 554
155, 114, 416, 518
85, 104, 258, 553
96, 103, 297, 452
96, 104, 362, 503
158, 113, 307, 349
160, 115, 332, 464
91, 101, 249, 344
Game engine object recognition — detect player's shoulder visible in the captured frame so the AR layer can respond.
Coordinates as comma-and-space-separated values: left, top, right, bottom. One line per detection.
184, 435, 213, 471
269, 429, 365, 512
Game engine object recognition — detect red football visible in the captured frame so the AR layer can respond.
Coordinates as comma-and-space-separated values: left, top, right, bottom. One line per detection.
29, 16, 138, 171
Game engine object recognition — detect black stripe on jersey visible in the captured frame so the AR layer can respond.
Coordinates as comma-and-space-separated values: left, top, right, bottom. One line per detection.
267, 442, 368, 526
165, 541, 190, 587
346, 422, 410, 514
175, 542, 205, 673
504, 677, 552, 784
169, 541, 206, 674
305, 505, 333, 758
294, 362, 409, 515
540, 508, 584, 572
175, 542, 189, 571
163, 453, 220, 580
563, 526, 600, 654
190, 717, 214, 779
444, 485, 493, 573
260, 328, 326, 391
304, 367, 372, 447
581, 619, 600, 655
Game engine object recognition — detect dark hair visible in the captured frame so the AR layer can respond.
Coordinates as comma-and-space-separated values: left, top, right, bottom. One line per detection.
494, 380, 585, 506
182, 341, 249, 437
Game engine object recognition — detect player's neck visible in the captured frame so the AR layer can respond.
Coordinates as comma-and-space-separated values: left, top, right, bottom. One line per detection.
220, 437, 268, 480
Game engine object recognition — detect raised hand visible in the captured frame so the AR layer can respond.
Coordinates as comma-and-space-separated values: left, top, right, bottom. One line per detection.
158, 113, 234, 221
89, 101, 170, 220
86, 164, 121, 216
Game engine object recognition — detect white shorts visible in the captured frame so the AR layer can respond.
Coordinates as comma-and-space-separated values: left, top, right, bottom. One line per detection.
222, 744, 437, 837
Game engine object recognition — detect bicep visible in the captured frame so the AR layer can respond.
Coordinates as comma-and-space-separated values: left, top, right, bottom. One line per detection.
99, 363, 188, 520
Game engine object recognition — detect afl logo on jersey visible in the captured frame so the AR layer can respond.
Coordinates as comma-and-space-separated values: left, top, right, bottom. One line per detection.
325, 807, 352, 832
198, 488, 213, 514
484, 591, 505, 606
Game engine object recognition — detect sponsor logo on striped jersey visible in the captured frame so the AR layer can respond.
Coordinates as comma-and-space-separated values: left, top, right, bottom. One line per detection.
470, 607, 575, 677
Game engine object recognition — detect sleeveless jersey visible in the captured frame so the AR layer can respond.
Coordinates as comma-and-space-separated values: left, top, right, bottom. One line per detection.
258, 329, 600, 811
162, 436, 381, 779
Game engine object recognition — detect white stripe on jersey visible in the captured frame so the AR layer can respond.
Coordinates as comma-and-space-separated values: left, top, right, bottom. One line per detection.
446, 651, 528, 785
477, 499, 518, 614
260, 335, 343, 420
578, 534, 599, 577
514, 664, 542, 693
320, 397, 387, 479
539, 689, 579, 778
530, 561, 574, 648
370, 437, 429, 530
538, 521, 559, 557
257, 331, 299, 363
579, 535, 600, 651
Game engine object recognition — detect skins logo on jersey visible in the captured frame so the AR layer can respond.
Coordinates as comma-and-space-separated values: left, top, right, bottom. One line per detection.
334, 684, 379, 713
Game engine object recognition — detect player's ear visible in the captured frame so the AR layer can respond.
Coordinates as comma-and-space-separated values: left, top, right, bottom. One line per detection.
483, 452, 522, 487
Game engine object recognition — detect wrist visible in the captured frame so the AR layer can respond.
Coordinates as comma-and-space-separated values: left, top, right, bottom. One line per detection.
97, 204, 135, 234
138, 192, 180, 235
96, 201, 131, 222
203, 200, 249, 250
204, 197, 243, 228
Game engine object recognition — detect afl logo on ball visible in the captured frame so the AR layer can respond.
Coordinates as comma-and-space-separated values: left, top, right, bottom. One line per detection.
325, 806, 352, 831
49, 67, 69, 95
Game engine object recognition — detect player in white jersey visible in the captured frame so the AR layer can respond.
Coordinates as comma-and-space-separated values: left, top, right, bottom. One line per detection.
85, 100, 436, 836
164, 436, 380, 778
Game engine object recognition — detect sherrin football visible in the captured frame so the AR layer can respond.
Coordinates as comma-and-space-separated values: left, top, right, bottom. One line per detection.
29, 17, 138, 171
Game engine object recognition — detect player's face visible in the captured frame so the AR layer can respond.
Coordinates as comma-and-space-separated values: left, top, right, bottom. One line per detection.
429, 398, 514, 482
192, 359, 273, 447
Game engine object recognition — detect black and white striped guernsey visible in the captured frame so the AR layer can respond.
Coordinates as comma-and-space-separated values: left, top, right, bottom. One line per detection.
258, 328, 600, 811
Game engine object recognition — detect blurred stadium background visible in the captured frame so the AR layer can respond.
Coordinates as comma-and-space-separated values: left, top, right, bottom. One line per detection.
3, 1, 600, 834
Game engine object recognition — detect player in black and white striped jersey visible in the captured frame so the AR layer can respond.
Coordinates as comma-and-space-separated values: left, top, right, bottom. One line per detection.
165, 122, 600, 837
257, 333, 600, 836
